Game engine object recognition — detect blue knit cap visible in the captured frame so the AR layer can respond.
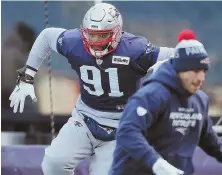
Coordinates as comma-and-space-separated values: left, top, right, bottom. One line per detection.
172, 29, 210, 72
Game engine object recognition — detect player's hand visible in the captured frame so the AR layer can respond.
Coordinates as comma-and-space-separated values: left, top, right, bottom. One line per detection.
152, 158, 184, 175
9, 82, 37, 113
9, 67, 37, 113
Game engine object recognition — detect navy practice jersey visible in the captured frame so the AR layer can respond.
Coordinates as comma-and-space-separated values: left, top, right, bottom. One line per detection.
57, 29, 160, 112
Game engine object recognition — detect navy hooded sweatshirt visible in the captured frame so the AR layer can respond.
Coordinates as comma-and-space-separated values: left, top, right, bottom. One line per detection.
110, 60, 222, 175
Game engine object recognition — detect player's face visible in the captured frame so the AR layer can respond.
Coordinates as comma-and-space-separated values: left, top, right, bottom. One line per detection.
179, 69, 206, 94
88, 32, 111, 51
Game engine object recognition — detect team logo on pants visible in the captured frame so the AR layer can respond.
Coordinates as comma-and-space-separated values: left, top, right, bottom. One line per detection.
74, 121, 83, 127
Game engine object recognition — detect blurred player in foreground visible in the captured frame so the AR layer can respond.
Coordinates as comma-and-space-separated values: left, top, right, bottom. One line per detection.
9, 3, 174, 175
110, 30, 222, 175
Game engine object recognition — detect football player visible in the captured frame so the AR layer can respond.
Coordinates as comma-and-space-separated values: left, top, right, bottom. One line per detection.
9, 3, 174, 175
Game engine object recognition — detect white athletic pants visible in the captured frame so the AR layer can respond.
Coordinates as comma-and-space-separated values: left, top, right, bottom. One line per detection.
41, 109, 116, 175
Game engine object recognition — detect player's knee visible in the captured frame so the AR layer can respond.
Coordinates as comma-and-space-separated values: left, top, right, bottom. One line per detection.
41, 155, 74, 175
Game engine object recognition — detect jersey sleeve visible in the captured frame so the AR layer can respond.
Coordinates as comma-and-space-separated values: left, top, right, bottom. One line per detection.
56, 29, 81, 58
131, 39, 160, 75
25, 27, 66, 73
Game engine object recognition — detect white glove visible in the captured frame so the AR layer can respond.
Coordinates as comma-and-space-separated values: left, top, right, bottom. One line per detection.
152, 158, 184, 175
9, 81, 37, 113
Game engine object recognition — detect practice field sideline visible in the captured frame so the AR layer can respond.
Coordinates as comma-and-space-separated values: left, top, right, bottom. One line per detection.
2, 145, 222, 175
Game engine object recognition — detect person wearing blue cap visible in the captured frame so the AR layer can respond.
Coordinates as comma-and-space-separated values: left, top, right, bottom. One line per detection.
110, 29, 222, 175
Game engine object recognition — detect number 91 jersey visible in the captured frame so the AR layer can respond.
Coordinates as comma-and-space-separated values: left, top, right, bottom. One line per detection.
57, 29, 160, 112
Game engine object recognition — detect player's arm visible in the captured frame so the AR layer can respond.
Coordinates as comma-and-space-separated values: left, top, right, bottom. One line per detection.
157, 46, 175, 61
116, 86, 184, 174
198, 101, 222, 163
25, 27, 66, 76
132, 39, 174, 75
9, 27, 67, 113
145, 45, 174, 73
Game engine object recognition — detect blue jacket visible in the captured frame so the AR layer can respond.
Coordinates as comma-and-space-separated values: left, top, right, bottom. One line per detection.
110, 60, 222, 175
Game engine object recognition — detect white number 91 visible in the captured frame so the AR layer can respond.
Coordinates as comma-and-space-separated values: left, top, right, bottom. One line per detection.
80, 65, 124, 97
